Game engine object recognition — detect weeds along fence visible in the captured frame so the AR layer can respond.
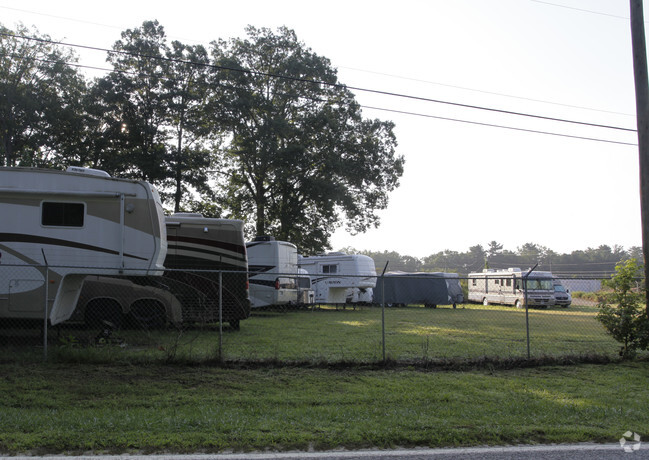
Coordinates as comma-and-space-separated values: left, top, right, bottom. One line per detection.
0, 264, 635, 364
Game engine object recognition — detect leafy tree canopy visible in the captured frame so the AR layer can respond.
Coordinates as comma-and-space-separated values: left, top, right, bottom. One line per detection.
208, 26, 404, 253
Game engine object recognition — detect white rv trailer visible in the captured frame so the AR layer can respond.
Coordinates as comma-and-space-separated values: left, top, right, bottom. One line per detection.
246, 236, 300, 308
467, 268, 555, 308
298, 252, 377, 304
0, 167, 166, 324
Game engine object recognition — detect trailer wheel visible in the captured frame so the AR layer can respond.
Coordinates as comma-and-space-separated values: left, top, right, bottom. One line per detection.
85, 299, 123, 329
130, 300, 166, 329
482, 298, 489, 306
515, 299, 523, 309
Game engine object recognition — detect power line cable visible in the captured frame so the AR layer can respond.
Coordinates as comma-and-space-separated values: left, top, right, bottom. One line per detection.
7, 50, 635, 147
2, 31, 637, 134
363, 105, 637, 146
339, 65, 636, 118
2, 4, 634, 118
530, 0, 631, 20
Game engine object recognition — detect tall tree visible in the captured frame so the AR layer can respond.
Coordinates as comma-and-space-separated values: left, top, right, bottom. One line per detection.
162, 40, 216, 212
99, 20, 218, 211
104, 20, 170, 184
0, 23, 86, 167
208, 26, 404, 253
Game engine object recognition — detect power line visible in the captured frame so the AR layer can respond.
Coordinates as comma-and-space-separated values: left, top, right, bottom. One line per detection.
530, 0, 631, 20
2, 3, 634, 119
7, 50, 635, 147
2, 31, 637, 135
363, 105, 637, 146
339, 65, 636, 118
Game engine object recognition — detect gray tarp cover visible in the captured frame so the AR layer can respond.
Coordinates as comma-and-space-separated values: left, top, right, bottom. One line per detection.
374, 271, 464, 305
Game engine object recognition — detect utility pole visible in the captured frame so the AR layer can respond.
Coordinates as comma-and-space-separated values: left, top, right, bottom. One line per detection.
630, 0, 649, 314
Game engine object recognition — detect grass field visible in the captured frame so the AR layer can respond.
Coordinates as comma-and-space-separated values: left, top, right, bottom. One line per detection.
29, 303, 628, 365
1, 304, 648, 455
1, 361, 647, 454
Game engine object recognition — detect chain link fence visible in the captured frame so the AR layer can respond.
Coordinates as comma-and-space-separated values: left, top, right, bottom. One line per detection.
0, 264, 638, 364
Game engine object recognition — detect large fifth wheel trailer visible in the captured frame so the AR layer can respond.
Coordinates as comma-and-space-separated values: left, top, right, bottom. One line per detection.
0, 166, 166, 325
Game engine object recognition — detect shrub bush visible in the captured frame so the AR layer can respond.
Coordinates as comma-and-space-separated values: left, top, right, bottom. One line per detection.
596, 259, 649, 359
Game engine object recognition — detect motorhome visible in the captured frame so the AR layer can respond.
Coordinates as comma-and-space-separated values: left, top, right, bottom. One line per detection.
73, 213, 250, 329
0, 166, 166, 325
467, 268, 555, 308
246, 236, 300, 309
298, 252, 377, 304
534, 271, 572, 307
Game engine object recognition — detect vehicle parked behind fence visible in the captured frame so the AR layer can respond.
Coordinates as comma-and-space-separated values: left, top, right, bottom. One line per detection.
467, 268, 555, 308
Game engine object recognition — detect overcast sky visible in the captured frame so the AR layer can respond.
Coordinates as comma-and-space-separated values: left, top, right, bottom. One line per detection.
1, 0, 644, 257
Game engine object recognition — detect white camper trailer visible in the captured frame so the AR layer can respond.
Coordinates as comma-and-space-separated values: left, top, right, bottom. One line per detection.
246, 236, 299, 308
467, 268, 555, 308
0, 167, 166, 324
298, 252, 377, 304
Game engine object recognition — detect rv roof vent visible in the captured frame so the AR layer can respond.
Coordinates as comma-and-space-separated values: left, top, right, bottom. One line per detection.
254, 235, 275, 242
66, 166, 110, 177
328, 252, 346, 256
172, 212, 204, 218
483, 269, 495, 273
508, 267, 522, 272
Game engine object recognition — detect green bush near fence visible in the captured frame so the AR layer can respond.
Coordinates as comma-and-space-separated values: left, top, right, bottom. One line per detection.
38, 303, 628, 365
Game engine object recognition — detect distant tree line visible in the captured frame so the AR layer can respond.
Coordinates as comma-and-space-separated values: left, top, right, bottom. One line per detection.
0, 21, 404, 254
345, 241, 643, 277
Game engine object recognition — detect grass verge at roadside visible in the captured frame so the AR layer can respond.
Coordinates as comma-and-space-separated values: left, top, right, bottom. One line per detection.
0, 361, 647, 455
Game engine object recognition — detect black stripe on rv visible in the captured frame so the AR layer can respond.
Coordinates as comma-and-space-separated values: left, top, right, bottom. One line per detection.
249, 279, 277, 287
169, 243, 247, 264
167, 235, 246, 256
0, 232, 148, 261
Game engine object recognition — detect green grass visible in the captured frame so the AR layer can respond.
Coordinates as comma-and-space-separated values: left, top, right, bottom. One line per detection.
0, 361, 647, 454
1, 303, 632, 365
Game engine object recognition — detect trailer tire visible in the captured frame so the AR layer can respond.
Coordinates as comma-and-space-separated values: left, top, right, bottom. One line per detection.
85, 299, 123, 329
482, 298, 489, 306
515, 299, 523, 309
130, 300, 166, 329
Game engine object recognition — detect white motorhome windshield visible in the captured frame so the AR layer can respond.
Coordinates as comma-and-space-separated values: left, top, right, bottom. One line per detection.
515, 279, 553, 290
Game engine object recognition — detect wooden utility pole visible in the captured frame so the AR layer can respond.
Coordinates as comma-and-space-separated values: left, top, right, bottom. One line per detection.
630, 0, 649, 313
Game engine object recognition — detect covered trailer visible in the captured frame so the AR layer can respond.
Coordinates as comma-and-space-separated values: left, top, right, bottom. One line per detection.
373, 271, 464, 308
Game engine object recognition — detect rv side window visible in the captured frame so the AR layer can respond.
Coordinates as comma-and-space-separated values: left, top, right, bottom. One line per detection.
471, 279, 477, 286
42, 202, 85, 227
494, 279, 500, 285
322, 264, 337, 274
505, 279, 512, 287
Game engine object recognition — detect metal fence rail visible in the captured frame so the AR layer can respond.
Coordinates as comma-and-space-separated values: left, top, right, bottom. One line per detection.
0, 264, 635, 363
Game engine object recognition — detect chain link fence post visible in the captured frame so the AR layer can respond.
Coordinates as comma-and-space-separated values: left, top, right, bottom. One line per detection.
523, 263, 538, 359
42, 263, 49, 362
218, 270, 223, 362
380, 262, 389, 363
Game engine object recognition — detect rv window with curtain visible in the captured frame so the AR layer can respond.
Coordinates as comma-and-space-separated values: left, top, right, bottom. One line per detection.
42, 202, 85, 227
322, 264, 337, 274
